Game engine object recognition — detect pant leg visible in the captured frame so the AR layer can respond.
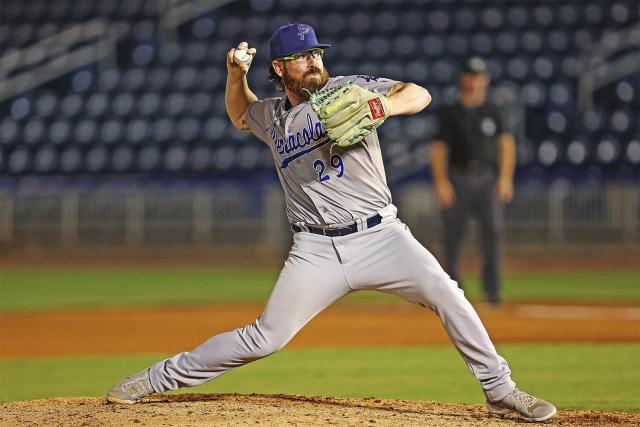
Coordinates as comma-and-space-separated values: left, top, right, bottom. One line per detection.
441, 173, 469, 288
474, 176, 503, 304
342, 220, 515, 402
149, 232, 351, 392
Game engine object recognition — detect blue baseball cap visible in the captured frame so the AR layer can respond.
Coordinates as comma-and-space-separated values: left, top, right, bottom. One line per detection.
269, 23, 331, 60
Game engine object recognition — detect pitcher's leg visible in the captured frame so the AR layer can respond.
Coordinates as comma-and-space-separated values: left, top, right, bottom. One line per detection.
348, 222, 515, 401
149, 233, 350, 392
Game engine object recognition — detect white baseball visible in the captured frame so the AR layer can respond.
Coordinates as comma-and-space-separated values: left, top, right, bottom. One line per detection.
233, 48, 252, 65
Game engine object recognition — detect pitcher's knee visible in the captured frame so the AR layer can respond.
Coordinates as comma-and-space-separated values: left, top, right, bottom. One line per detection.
236, 323, 291, 359
416, 276, 465, 307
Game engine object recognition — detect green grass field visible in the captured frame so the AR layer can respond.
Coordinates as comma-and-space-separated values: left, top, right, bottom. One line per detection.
1, 265, 639, 410
1, 344, 638, 411
1, 265, 638, 311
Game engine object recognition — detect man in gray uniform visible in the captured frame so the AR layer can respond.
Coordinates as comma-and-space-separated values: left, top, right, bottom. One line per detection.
107, 24, 555, 423
430, 57, 516, 305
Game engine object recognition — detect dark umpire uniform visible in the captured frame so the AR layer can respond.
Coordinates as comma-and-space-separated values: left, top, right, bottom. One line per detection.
430, 57, 516, 305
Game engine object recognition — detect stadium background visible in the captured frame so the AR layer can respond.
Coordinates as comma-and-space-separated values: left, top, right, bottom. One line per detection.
0, 0, 638, 424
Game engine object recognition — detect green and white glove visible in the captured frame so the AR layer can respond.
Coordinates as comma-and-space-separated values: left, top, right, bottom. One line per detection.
310, 82, 392, 147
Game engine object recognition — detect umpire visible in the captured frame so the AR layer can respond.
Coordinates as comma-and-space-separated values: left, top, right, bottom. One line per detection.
430, 57, 516, 305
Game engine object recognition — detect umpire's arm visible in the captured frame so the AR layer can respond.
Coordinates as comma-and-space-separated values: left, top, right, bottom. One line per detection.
496, 132, 516, 202
225, 42, 258, 132
386, 83, 432, 116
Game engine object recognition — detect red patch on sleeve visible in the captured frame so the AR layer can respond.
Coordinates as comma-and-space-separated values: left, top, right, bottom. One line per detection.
368, 97, 386, 120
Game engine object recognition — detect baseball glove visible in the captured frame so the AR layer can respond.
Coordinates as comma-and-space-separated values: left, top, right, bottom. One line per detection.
310, 81, 392, 147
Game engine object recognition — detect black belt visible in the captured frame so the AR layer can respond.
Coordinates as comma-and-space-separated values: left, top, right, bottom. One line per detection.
291, 214, 383, 237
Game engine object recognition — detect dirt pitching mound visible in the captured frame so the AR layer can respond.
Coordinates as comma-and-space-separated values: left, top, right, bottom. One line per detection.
2, 394, 638, 427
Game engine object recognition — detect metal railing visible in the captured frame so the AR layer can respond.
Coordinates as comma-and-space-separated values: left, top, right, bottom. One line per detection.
577, 24, 640, 110
0, 18, 118, 103
0, 182, 637, 252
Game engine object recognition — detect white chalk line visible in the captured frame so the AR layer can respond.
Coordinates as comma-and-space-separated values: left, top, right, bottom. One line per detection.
512, 304, 640, 321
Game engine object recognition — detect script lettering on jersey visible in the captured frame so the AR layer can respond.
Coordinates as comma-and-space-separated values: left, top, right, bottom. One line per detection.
272, 113, 330, 169
356, 75, 379, 82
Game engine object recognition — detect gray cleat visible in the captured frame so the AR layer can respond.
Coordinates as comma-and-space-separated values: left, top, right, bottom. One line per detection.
106, 368, 155, 404
487, 387, 557, 422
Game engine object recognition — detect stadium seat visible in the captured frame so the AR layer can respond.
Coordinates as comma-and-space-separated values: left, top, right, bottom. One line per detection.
48, 120, 72, 145
125, 119, 150, 144
495, 32, 518, 54
392, 35, 418, 59
175, 118, 200, 143
375, 12, 399, 34
122, 68, 146, 92
558, 4, 579, 27
189, 146, 213, 171
111, 146, 135, 172
615, 81, 635, 106
151, 117, 175, 144
86, 93, 109, 117
8, 148, 32, 174
213, 146, 236, 171
138, 145, 161, 171
453, 8, 476, 31
321, 14, 347, 36
59, 146, 83, 173
86, 146, 109, 172
0, 120, 19, 146
204, 117, 227, 141
10, 97, 31, 120
236, 145, 262, 170
131, 43, 155, 66
532, 5, 554, 28
546, 111, 568, 135
172, 66, 198, 90
111, 93, 135, 117
23, 119, 46, 145
548, 82, 572, 107
506, 6, 529, 28
537, 139, 561, 167
146, 67, 172, 91
625, 140, 640, 165
421, 35, 444, 57
566, 139, 589, 167
75, 119, 98, 145
136, 92, 161, 117
532, 56, 555, 81
98, 68, 122, 92
596, 137, 621, 165
445, 34, 469, 58
100, 119, 124, 144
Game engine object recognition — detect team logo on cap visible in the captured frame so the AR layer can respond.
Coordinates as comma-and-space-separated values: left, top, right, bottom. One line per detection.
296, 24, 310, 40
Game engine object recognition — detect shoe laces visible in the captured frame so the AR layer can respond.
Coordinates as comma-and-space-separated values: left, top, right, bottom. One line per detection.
511, 388, 537, 407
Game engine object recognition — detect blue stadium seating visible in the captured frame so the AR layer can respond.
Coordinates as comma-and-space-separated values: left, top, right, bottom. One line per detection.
0, 0, 637, 182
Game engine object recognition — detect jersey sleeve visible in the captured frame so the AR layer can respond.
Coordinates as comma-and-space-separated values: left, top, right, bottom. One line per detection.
433, 106, 454, 146
493, 105, 507, 135
245, 98, 279, 144
339, 75, 401, 95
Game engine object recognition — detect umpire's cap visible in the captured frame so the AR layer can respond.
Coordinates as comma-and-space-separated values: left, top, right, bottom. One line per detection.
461, 56, 489, 75
269, 23, 331, 60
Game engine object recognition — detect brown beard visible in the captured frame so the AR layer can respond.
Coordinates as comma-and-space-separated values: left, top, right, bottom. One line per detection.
282, 66, 329, 102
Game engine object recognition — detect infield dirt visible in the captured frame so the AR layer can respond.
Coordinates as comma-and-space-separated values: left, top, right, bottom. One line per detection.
3, 302, 639, 425
2, 394, 640, 426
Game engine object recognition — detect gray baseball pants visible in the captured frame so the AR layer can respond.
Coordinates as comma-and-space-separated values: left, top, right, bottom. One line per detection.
148, 211, 516, 402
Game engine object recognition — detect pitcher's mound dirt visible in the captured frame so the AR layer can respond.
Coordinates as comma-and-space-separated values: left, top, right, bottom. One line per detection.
1, 394, 638, 427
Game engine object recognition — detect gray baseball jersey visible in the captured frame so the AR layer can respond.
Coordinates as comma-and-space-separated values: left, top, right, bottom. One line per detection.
245, 75, 396, 226
146, 73, 518, 404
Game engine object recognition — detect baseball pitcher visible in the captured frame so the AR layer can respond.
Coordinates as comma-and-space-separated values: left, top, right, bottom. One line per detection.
107, 23, 556, 423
